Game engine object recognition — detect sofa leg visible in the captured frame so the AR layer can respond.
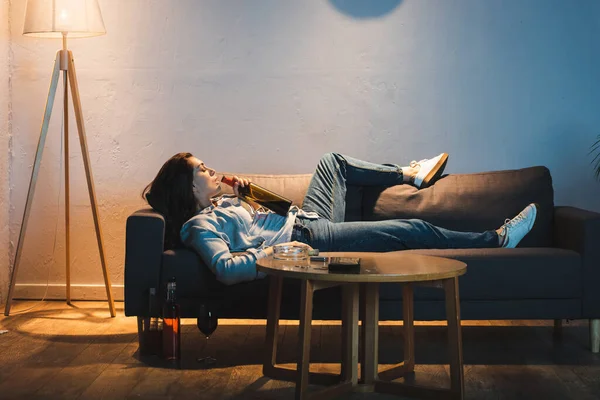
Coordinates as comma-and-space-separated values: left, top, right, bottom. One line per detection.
591, 319, 600, 353
553, 319, 562, 339
137, 316, 145, 349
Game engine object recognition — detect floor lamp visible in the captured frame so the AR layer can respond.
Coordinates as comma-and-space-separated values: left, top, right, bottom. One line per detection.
4, 0, 115, 317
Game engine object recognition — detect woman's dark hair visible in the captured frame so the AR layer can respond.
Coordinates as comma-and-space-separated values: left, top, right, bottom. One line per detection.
142, 152, 197, 250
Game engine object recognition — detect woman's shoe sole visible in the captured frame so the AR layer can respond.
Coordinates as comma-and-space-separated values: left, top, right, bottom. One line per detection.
421, 153, 449, 188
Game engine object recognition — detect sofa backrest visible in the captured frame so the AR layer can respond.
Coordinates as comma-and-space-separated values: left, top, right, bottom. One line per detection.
362, 166, 554, 247
222, 166, 555, 248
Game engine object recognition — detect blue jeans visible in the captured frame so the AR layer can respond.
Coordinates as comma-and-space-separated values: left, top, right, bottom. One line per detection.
292, 153, 499, 251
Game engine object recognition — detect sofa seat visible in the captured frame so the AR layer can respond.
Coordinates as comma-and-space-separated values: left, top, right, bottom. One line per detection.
163, 246, 581, 303
161, 249, 221, 300
380, 247, 581, 301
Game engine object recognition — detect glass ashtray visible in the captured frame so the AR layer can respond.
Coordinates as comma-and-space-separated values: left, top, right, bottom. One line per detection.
273, 244, 309, 260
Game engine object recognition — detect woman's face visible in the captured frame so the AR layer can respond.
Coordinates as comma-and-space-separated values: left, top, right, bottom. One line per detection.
189, 156, 221, 207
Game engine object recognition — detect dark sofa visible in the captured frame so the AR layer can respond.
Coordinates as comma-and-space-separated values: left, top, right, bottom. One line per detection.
125, 166, 600, 352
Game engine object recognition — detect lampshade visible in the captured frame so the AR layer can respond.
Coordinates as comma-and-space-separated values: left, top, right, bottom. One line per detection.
23, 0, 106, 38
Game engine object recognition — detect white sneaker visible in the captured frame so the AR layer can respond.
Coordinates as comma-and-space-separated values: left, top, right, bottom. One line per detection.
412, 153, 449, 189
498, 203, 539, 248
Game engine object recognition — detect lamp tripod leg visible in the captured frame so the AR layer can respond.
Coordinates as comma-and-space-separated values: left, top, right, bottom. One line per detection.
4, 52, 62, 316
67, 51, 116, 317
64, 69, 71, 305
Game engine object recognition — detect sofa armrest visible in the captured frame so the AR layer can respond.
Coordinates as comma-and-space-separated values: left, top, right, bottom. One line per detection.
553, 206, 600, 317
124, 208, 165, 317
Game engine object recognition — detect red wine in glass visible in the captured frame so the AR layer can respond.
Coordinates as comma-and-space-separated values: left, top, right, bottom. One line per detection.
196, 304, 218, 366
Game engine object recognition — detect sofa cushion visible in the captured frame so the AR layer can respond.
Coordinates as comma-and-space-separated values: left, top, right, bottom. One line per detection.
361, 166, 554, 247
378, 247, 581, 301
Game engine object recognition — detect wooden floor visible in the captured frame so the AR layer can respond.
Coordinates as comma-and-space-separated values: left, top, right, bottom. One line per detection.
0, 301, 599, 400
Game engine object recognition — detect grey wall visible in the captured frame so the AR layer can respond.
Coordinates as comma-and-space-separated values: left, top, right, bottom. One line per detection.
6, 0, 600, 299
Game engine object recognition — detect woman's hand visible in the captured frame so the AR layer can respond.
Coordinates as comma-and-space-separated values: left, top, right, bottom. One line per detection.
274, 241, 314, 250
262, 241, 313, 258
230, 175, 251, 198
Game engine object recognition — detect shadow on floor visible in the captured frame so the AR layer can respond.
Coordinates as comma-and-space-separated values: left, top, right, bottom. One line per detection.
130, 324, 599, 371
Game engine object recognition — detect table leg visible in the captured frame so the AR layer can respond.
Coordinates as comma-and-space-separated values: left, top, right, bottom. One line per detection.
359, 283, 366, 380
264, 275, 283, 376
444, 277, 464, 400
363, 282, 379, 384
402, 283, 415, 373
263, 277, 350, 393
296, 279, 314, 399
376, 283, 414, 383
374, 277, 465, 399
341, 283, 359, 385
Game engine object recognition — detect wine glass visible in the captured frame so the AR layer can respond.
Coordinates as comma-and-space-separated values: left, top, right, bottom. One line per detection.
196, 303, 218, 367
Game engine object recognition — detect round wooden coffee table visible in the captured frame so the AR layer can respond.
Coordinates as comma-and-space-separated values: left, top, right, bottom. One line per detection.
257, 251, 467, 400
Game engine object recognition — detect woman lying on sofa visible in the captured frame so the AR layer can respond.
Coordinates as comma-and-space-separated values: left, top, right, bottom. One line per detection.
143, 152, 538, 285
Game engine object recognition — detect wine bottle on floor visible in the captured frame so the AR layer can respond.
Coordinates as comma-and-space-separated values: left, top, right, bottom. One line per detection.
221, 176, 292, 216
143, 287, 162, 356
162, 277, 181, 363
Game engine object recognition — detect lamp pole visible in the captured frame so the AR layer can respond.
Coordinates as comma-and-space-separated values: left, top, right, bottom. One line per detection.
62, 32, 71, 305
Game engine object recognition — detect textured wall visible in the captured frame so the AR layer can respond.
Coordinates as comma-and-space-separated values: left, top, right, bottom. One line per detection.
0, 0, 10, 304
7, 0, 600, 299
